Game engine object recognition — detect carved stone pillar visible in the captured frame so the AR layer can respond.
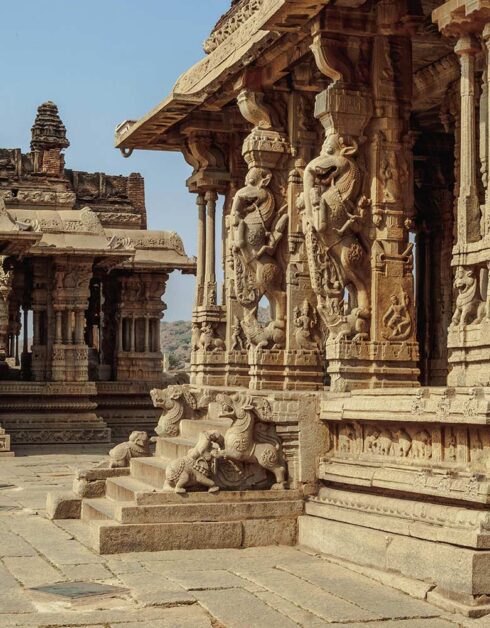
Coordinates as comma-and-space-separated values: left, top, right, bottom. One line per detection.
204, 190, 218, 306
183, 130, 229, 387
195, 193, 206, 307
455, 35, 481, 244
144, 315, 150, 353
303, 20, 419, 392
114, 272, 168, 383
434, 2, 490, 387
55, 310, 62, 345
74, 310, 85, 345
229, 88, 291, 390
0, 258, 12, 377
31, 258, 49, 382
51, 257, 92, 383
282, 84, 326, 390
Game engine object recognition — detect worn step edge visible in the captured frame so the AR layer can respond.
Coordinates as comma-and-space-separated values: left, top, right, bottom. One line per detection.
116, 499, 304, 524
135, 488, 302, 505
106, 475, 156, 502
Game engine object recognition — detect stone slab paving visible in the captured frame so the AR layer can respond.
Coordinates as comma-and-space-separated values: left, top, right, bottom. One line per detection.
0, 447, 485, 627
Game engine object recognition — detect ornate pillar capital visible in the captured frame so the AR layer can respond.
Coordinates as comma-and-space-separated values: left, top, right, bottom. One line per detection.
182, 131, 230, 195
454, 33, 480, 57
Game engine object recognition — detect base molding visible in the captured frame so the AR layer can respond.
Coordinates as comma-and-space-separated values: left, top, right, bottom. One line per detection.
299, 492, 490, 617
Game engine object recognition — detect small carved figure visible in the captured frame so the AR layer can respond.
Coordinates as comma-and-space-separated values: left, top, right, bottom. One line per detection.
339, 423, 356, 454
413, 429, 432, 459
191, 323, 200, 351
230, 316, 246, 351
164, 431, 224, 494
381, 151, 402, 203
199, 323, 225, 352
382, 291, 412, 341
376, 429, 394, 456
394, 428, 412, 457
450, 266, 486, 328
241, 307, 285, 350
108, 431, 150, 468
294, 300, 318, 351
446, 431, 457, 461
212, 393, 288, 490
365, 428, 380, 454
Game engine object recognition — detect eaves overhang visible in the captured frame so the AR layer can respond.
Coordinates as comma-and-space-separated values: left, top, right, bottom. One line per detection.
114, 0, 332, 153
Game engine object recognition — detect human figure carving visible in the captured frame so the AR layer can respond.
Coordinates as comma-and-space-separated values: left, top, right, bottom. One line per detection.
230, 315, 246, 350
382, 291, 412, 341
294, 300, 319, 351
339, 423, 356, 453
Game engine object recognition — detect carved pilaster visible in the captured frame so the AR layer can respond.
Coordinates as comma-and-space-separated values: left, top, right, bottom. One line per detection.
434, 2, 490, 386
51, 257, 92, 383
231, 87, 292, 390
455, 35, 481, 244
303, 14, 419, 391
182, 131, 228, 387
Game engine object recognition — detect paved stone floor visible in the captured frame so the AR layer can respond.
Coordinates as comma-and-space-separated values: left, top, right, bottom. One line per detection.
0, 447, 487, 627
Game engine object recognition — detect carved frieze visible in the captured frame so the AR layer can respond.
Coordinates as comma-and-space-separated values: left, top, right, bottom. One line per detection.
326, 419, 489, 471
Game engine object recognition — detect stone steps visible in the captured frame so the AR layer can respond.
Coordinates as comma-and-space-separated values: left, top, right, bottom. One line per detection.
155, 436, 196, 459
87, 503, 300, 554
130, 457, 168, 488
81, 497, 119, 522
154, 418, 231, 457
49, 416, 304, 555
105, 475, 156, 502
81, 467, 303, 553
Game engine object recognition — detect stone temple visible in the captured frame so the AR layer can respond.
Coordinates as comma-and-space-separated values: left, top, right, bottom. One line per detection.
7, 0, 490, 619
0, 101, 195, 446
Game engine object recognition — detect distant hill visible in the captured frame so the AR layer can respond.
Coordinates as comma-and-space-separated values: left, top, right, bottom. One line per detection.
160, 320, 192, 370
160, 305, 271, 369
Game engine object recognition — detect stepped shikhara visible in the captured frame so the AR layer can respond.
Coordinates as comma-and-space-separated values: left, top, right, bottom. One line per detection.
0, 102, 195, 445
47, 0, 490, 619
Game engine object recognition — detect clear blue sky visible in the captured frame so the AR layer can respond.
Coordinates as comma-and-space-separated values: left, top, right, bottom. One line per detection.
1, 0, 230, 320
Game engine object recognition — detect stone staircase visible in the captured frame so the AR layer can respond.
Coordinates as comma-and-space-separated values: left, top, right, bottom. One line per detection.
73, 417, 303, 554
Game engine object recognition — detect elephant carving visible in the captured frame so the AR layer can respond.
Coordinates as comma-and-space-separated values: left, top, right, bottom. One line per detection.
164, 431, 224, 494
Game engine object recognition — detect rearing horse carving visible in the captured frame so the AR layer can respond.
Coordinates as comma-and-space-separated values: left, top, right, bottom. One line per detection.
231, 167, 288, 323
302, 131, 371, 339
212, 393, 288, 490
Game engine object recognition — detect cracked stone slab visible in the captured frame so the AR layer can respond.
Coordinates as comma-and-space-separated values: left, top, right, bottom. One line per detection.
196, 588, 299, 628
234, 567, 382, 623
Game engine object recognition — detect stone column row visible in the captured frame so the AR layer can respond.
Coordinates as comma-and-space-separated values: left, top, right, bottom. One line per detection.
118, 315, 160, 353
194, 190, 218, 307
